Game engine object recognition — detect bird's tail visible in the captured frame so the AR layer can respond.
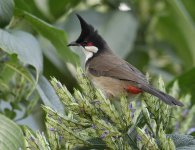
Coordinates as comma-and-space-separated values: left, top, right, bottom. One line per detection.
141, 84, 184, 106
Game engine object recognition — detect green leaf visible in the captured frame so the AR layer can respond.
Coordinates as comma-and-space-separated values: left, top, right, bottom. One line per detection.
14, 0, 49, 21
101, 11, 138, 58
4, 108, 16, 119
168, 67, 195, 104
36, 75, 64, 113
0, 29, 43, 80
0, 55, 16, 84
4, 54, 34, 84
15, 9, 79, 66
126, 49, 149, 70
48, 0, 81, 19
0, 0, 14, 28
0, 114, 25, 149
167, 0, 195, 65
181, 0, 195, 22
168, 134, 195, 149
39, 37, 77, 89
156, 0, 195, 67
0, 78, 9, 92
156, 15, 193, 68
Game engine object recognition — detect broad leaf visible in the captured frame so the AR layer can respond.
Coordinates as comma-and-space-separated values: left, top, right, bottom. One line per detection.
36, 75, 64, 113
4, 54, 34, 83
0, 29, 43, 80
15, 9, 79, 66
126, 49, 149, 70
0, 114, 25, 150
181, 0, 195, 22
48, 0, 81, 19
168, 134, 195, 149
168, 67, 195, 103
14, 0, 49, 21
0, 54, 16, 84
38, 36, 70, 75
101, 11, 138, 58
169, 0, 195, 65
156, 0, 195, 67
0, 0, 14, 27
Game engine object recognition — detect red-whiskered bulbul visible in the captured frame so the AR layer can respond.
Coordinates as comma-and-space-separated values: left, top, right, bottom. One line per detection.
67, 14, 183, 107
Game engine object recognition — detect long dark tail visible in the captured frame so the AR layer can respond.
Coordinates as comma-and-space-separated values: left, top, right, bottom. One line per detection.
141, 85, 184, 106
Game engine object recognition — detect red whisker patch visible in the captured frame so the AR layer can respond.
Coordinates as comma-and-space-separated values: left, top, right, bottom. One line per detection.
87, 42, 94, 46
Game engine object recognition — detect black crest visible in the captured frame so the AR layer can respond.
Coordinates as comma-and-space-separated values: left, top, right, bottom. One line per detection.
75, 14, 107, 49
76, 14, 95, 43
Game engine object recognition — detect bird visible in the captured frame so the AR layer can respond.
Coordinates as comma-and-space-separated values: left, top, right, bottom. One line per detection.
67, 14, 183, 107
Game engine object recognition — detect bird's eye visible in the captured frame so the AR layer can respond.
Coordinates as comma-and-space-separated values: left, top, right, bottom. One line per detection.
82, 41, 88, 46
82, 41, 94, 46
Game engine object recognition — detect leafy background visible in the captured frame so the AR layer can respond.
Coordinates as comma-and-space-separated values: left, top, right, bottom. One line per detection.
0, 0, 195, 149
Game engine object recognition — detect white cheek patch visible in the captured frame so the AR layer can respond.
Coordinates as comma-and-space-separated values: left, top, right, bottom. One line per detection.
85, 46, 98, 53
83, 46, 99, 62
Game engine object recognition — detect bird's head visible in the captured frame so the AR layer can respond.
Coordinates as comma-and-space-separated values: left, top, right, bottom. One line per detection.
67, 14, 107, 61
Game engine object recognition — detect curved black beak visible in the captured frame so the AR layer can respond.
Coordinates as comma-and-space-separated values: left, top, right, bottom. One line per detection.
67, 41, 80, 47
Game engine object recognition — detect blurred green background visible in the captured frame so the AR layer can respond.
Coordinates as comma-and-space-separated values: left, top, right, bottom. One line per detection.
0, 0, 195, 131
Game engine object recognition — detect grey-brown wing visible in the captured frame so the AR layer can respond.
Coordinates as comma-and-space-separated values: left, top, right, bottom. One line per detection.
87, 53, 148, 84
87, 53, 184, 107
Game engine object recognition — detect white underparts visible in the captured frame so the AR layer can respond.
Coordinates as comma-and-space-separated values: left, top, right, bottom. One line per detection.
83, 46, 98, 61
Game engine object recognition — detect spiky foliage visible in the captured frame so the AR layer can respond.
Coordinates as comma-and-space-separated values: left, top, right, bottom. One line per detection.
24, 127, 51, 150
168, 82, 195, 134
24, 67, 195, 150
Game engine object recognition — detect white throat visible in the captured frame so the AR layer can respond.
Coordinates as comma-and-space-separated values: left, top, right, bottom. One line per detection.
83, 46, 98, 62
